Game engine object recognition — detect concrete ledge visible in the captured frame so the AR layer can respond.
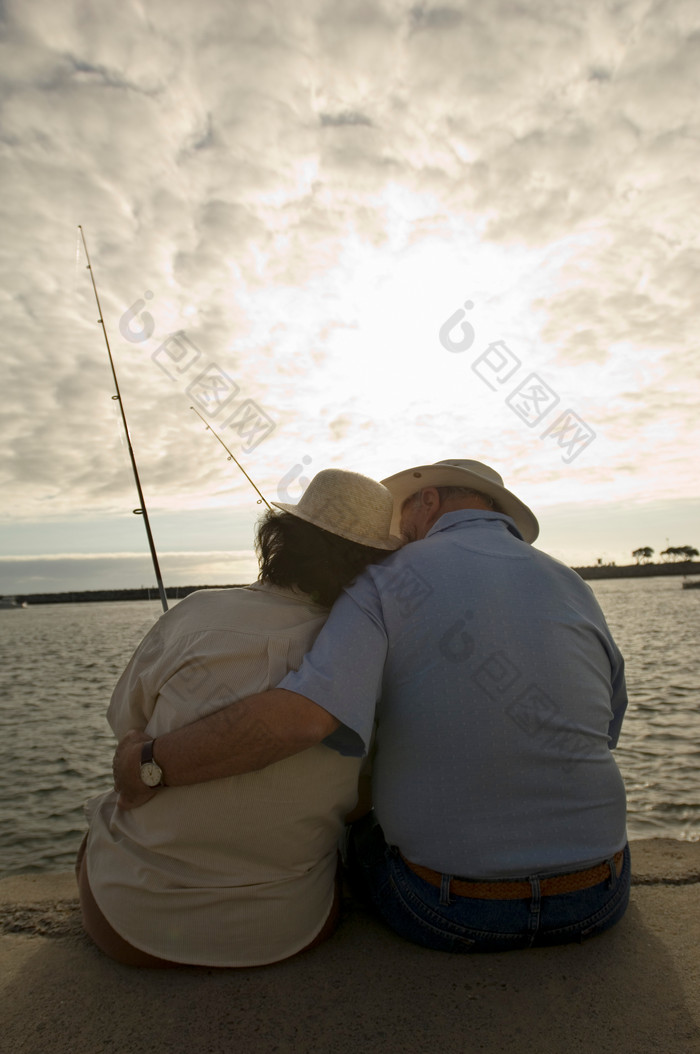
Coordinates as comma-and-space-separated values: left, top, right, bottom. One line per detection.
2, 839, 698, 921
2, 840, 699, 1054
628, 838, 700, 885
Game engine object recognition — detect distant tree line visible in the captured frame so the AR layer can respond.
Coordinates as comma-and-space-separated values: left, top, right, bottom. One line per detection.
632, 545, 699, 564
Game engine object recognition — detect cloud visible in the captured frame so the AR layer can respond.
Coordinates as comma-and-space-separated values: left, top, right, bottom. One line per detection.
409, 6, 466, 32
0, 550, 258, 594
0, 0, 698, 582
320, 111, 373, 127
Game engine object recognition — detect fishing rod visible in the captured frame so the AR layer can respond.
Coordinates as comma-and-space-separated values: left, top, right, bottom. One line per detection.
78, 226, 169, 613
189, 405, 273, 510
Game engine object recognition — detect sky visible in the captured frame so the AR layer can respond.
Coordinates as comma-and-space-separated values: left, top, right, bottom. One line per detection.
1, 0, 699, 595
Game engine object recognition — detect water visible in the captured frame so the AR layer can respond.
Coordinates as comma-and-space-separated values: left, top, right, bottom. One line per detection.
0, 579, 698, 876
587, 577, 700, 843
0, 602, 163, 877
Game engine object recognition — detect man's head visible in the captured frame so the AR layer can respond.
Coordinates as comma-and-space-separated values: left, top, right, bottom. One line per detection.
381, 459, 539, 543
399, 485, 498, 543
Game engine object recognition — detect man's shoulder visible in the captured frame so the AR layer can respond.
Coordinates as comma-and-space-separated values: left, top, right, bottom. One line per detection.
368, 534, 593, 601
333, 546, 438, 627
352, 545, 423, 592
528, 547, 595, 588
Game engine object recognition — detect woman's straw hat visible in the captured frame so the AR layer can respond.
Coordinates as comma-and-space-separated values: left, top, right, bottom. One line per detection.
381, 458, 539, 543
273, 469, 401, 550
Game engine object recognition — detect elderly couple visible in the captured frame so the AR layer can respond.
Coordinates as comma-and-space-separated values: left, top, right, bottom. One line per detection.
78, 458, 630, 967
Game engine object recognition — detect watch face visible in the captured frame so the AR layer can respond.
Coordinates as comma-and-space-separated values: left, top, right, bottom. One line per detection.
140, 762, 163, 787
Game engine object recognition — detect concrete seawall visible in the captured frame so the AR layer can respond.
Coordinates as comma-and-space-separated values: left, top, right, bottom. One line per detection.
2, 839, 699, 1054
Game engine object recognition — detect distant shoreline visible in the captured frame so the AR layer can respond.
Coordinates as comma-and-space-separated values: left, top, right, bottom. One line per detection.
1, 585, 247, 606
3, 562, 700, 604
571, 560, 700, 581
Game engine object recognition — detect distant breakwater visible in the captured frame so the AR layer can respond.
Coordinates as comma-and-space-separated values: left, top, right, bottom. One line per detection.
5, 563, 700, 604
8, 585, 248, 606
572, 561, 700, 581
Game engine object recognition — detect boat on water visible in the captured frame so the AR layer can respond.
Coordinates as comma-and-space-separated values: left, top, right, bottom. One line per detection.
682, 579, 700, 590
0, 596, 27, 609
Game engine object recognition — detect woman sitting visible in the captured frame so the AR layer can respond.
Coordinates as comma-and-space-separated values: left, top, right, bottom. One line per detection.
77, 469, 398, 967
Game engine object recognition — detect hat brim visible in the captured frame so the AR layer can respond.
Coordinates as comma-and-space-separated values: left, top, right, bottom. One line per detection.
380, 464, 539, 543
271, 502, 402, 550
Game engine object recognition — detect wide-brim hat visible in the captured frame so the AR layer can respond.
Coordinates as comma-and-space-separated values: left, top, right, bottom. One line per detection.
272, 469, 401, 550
380, 459, 539, 543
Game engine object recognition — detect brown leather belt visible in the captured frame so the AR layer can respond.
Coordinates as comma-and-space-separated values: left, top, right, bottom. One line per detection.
401, 850, 625, 900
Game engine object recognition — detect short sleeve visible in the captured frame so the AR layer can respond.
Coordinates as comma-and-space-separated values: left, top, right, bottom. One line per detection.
278, 577, 388, 756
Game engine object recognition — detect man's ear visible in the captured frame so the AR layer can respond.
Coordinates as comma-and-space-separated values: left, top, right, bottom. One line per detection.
421, 487, 442, 512
421, 487, 445, 529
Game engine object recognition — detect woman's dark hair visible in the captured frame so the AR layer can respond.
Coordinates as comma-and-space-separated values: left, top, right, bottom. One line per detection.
255, 510, 389, 607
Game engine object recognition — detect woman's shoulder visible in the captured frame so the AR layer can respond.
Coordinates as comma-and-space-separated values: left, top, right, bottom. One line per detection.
167, 584, 327, 637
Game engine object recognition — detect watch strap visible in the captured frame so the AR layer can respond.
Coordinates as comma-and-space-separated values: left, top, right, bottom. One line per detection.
141, 739, 156, 766
140, 739, 165, 786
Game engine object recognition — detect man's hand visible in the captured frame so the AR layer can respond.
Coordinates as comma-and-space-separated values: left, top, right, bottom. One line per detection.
113, 729, 159, 810
111, 690, 341, 793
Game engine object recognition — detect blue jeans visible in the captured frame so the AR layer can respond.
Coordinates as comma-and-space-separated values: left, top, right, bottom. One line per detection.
347, 814, 631, 953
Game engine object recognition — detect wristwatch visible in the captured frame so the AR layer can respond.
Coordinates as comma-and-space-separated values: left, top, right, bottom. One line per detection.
140, 740, 165, 788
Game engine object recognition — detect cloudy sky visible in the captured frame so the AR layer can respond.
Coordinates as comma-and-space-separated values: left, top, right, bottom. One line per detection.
1, 0, 698, 595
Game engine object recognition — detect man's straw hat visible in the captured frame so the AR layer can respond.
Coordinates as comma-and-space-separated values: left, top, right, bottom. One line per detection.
381, 459, 539, 543
273, 469, 401, 550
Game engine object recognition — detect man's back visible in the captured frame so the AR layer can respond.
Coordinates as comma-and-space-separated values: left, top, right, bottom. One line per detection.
282, 509, 627, 878
368, 510, 627, 877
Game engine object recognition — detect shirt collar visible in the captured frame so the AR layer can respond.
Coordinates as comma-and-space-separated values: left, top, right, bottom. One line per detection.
425, 508, 525, 541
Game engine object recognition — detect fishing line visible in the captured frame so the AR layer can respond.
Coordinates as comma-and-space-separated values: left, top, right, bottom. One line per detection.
78, 226, 169, 613
189, 405, 273, 511
74, 229, 82, 294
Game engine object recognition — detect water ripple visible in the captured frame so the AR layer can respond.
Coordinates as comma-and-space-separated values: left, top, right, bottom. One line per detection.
1, 583, 699, 875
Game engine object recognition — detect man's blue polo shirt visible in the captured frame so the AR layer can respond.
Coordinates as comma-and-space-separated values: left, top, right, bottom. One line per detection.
279, 509, 628, 878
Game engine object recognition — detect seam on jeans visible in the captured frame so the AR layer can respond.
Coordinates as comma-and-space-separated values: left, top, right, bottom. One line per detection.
538, 865, 631, 939
543, 881, 630, 939
388, 865, 522, 945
